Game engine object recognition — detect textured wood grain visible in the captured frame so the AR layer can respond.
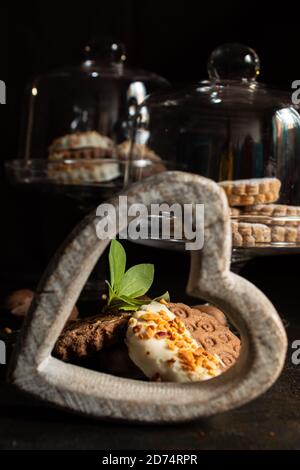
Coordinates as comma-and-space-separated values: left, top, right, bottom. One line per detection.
8, 172, 287, 423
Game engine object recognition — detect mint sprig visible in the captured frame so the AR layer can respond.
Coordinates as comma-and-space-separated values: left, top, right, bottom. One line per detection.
105, 240, 169, 313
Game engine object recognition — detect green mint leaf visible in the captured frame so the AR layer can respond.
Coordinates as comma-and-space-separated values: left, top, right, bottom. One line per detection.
105, 280, 115, 304
118, 295, 148, 306
105, 296, 142, 313
118, 264, 154, 298
109, 239, 126, 291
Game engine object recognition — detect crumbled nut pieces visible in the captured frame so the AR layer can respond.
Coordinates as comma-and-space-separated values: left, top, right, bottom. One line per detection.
130, 302, 221, 379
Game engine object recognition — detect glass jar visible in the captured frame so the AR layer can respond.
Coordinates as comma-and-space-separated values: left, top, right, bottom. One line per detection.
128, 43, 300, 254
7, 37, 168, 191
131, 43, 300, 206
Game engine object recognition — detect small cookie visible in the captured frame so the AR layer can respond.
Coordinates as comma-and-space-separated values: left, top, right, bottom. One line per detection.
49, 131, 114, 154
192, 304, 227, 326
219, 178, 281, 206
49, 147, 114, 161
54, 313, 130, 361
242, 204, 300, 226
48, 160, 120, 184
168, 303, 240, 370
270, 225, 298, 243
48, 131, 118, 183
126, 303, 223, 382
231, 221, 271, 247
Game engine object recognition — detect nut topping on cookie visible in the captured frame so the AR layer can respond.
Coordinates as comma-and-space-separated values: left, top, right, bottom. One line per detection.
126, 301, 223, 382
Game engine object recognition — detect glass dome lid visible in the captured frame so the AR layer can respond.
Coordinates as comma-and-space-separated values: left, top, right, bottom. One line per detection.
19, 37, 169, 162
134, 43, 300, 205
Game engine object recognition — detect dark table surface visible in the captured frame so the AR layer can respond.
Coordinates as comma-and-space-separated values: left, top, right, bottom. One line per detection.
0, 251, 299, 451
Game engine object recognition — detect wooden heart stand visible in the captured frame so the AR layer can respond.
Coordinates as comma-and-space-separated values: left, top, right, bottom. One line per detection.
8, 172, 287, 423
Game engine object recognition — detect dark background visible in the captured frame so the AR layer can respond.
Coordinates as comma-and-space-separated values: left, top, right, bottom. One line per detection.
1, 0, 300, 288
0, 1, 300, 451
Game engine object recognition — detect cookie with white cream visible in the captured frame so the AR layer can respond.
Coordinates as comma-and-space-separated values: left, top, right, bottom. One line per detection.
126, 301, 223, 382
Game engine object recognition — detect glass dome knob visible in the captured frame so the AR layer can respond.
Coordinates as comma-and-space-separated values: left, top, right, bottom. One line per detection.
208, 43, 260, 82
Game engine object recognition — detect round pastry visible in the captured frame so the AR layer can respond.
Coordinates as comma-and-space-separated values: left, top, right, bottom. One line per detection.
192, 304, 227, 326
126, 301, 223, 382
168, 302, 240, 369
48, 131, 119, 183
54, 313, 130, 361
48, 159, 120, 184
48, 131, 115, 157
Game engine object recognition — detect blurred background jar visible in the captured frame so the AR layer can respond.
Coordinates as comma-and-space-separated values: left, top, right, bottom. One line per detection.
130, 43, 300, 206
7, 36, 169, 198
5, 37, 169, 295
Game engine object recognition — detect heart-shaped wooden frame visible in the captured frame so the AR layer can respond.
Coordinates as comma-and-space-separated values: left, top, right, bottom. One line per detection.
8, 172, 287, 423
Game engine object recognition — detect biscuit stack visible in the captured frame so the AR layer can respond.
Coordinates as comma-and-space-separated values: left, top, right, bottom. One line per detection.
48, 131, 165, 184
48, 131, 120, 184
219, 177, 300, 246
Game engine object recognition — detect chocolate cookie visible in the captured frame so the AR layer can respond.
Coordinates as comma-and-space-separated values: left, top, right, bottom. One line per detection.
54, 303, 239, 371
192, 304, 227, 326
53, 313, 130, 361
98, 344, 146, 380
168, 303, 240, 370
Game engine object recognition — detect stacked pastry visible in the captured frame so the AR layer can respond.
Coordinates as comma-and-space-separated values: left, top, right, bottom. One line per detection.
219, 177, 300, 246
48, 131, 166, 184
48, 131, 120, 184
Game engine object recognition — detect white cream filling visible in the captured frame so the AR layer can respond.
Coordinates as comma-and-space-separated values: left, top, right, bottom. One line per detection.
126, 302, 223, 383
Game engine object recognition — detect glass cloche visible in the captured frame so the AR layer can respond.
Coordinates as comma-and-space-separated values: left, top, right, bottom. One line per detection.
128, 43, 300, 255
6, 37, 169, 194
